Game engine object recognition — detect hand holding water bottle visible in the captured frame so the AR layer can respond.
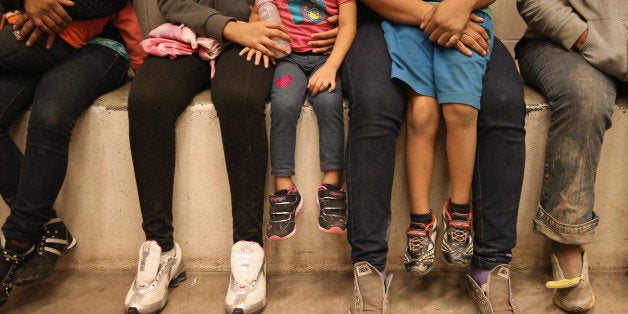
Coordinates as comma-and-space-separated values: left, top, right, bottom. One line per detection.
255, 0, 291, 58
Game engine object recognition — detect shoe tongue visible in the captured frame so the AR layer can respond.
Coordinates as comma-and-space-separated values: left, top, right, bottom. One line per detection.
137, 241, 162, 286
231, 241, 264, 284
274, 189, 289, 196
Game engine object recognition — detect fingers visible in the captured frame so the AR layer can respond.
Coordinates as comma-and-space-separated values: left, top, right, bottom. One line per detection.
311, 27, 338, 40
13, 15, 30, 31
239, 47, 251, 56
468, 22, 489, 46
444, 33, 460, 48
58, 0, 75, 7
309, 36, 335, 54
460, 32, 486, 56
16, 19, 36, 42
26, 27, 45, 46
469, 13, 484, 23
326, 14, 339, 24
45, 32, 55, 49
420, 9, 435, 29
454, 40, 473, 57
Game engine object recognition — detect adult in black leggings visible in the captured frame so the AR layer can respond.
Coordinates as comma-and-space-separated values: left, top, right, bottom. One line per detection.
343, 1, 525, 313
123, 0, 292, 313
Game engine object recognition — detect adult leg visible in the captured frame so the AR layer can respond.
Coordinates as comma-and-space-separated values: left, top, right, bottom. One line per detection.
128, 55, 211, 252
517, 38, 615, 311
464, 37, 525, 314
0, 72, 39, 207
0, 23, 74, 73
210, 45, 274, 246
2, 44, 128, 243
341, 9, 406, 273
471, 38, 526, 269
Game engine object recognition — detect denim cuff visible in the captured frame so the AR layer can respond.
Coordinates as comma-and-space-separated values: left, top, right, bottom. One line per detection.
271, 168, 295, 177
533, 205, 599, 245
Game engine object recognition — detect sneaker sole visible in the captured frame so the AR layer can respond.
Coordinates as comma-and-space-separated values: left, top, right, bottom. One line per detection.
317, 225, 347, 234
125, 269, 187, 313
268, 197, 304, 242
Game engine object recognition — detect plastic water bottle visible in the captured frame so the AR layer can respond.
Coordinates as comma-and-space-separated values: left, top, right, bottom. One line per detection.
256, 0, 291, 58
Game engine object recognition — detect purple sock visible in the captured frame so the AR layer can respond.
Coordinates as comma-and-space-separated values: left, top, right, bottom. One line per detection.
469, 264, 490, 286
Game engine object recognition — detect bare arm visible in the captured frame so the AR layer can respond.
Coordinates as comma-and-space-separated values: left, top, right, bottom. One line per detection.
308, 0, 357, 96
364, 0, 493, 55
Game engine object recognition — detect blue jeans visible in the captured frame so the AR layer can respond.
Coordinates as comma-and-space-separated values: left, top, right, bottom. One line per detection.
516, 38, 622, 245
270, 52, 344, 177
0, 43, 128, 242
0, 23, 75, 73
342, 7, 525, 271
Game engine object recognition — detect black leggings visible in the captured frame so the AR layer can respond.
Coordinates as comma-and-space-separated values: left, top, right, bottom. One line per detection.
128, 45, 273, 251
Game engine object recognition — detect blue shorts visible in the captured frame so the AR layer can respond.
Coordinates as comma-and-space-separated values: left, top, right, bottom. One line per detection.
382, 11, 493, 109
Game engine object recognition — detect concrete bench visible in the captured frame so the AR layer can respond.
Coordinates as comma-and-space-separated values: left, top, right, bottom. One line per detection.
0, 1, 626, 273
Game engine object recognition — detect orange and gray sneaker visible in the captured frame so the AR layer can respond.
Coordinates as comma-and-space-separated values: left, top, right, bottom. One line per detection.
403, 211, 438, 275
440, 198, 473, 266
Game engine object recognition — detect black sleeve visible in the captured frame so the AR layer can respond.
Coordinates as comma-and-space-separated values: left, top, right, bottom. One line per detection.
0, 0, 128, 20
65, 0, 128, 21
0, 0, 24, 11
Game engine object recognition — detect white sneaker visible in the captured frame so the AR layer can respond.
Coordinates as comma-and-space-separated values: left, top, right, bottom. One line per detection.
225, 241, 266, 314
124, 241, 186, 313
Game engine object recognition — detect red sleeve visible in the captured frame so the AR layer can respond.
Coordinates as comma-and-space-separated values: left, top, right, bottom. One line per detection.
111, 1, 146, 71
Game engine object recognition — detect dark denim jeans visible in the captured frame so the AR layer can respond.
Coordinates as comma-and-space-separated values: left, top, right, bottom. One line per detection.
0, 43, 129, 242
270, 52, 344, 177
342, 8, 525, 271
128, 45, 273, 251
0, 23, 75, 73
516, 38, 621, 245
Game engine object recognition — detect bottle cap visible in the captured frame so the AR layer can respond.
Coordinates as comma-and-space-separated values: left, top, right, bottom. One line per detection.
255, 0, 274, 6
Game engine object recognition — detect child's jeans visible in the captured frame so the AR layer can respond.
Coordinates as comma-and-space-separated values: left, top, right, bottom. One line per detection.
270, 52, 344, 177
0, 22, 74, 73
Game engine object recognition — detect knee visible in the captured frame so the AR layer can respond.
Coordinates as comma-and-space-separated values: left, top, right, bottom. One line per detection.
406, 105, 440, 136
127, 85, 170, 126
27, 106, 72, 136
443, 104, 478, 130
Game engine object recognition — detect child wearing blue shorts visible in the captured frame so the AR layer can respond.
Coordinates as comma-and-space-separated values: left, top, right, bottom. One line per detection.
382, 3, 493, 274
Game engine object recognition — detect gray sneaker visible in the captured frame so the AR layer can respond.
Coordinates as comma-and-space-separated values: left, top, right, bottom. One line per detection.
466, 264, 518, 314
547, 250, 595, 312
350, 261, 392, 314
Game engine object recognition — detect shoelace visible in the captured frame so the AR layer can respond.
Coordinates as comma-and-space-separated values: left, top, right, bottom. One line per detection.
408, 235, 427, 253
449, 227, 469, 243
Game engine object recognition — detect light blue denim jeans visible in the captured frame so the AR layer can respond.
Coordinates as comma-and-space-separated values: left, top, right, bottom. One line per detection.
270, 52, 344, 177
516, 38, 620, 245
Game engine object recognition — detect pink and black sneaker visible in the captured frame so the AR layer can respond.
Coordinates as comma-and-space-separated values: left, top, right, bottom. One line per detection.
316, 183, 348, 234
267, 185, 303, 241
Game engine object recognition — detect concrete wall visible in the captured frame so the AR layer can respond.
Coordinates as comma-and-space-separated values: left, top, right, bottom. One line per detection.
2, 85, 626, 273
1, 1, 625, 273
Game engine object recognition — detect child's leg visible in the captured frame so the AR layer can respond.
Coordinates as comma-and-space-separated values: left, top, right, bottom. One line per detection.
308, 71, 345, 187
270, 57, 308, 191
406, 90, 440, 216
0, 23, 74, 73
442, 103, 478, 204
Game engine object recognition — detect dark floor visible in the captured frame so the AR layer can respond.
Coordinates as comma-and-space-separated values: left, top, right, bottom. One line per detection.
2, 270, 626, 313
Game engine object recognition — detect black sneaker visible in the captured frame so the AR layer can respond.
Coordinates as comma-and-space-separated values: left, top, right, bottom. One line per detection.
0, 240, 34, 307
316, 184, 348, 234
13, 218, 77, 286
267, 186, 303, 241
403, 211, 438, 275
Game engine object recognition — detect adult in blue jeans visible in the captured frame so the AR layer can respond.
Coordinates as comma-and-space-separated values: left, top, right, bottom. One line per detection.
0, 0, 129, 307
516, 0, 627, 312
320, 0, 526, 312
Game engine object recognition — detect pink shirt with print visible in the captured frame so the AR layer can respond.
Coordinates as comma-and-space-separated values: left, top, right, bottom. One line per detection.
275, 0, 348, 52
